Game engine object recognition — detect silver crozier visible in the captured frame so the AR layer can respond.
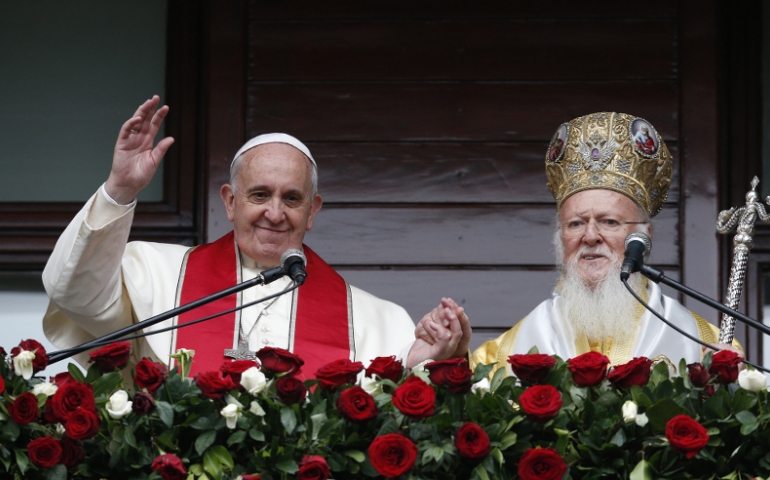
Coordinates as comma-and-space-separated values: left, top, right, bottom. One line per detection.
716, 176, 770, 343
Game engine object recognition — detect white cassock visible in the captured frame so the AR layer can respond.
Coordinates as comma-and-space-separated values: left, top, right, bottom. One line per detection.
42, 187, 415, 370
472, 280, 726, 376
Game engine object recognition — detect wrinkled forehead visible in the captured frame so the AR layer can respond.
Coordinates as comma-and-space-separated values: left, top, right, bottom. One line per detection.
559, 189, 642, 220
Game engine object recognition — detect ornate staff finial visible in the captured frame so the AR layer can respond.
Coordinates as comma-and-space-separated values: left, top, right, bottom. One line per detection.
716, 176, 770, 343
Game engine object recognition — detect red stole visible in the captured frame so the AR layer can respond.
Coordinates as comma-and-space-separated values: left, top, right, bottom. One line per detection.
174, 232, 352, 377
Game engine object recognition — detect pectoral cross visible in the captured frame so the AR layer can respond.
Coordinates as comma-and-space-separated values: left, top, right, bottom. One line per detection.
224, 339, 257, 361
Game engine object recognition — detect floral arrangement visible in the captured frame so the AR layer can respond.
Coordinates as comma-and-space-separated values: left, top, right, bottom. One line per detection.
1, 338, 769, 480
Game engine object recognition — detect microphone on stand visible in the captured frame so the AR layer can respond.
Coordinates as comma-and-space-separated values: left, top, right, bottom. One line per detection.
620, 232, 652, 281
281, 249, 307, 284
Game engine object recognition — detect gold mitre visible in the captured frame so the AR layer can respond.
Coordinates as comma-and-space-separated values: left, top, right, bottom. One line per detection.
544, 112, 673, 217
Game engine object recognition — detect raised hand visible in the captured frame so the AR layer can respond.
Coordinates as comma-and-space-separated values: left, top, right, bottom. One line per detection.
407, 297, 472, 368
104, 96, 175, 204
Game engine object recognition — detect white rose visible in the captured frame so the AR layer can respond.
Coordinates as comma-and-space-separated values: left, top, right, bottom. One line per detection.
472, 377, 490, 396
360, 376, 383, 396
32, 382, 58, 397
240, 367, 267, 395
738, 369, 767, 392
13, 350, 36, 380
221, 403, 241, 429
249, 400, 266, 417
105, 390, 133, 419
621, 400, 648, 427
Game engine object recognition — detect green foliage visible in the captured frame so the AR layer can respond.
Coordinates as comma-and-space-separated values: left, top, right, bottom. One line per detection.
1, 345, 770, 479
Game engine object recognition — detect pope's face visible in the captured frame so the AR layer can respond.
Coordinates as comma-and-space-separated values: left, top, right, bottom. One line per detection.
559, 190, 648, 287
220, 143, 322, 266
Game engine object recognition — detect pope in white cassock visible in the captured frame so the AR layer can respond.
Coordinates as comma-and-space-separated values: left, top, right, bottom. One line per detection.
420, 112, 741, 376
42, 96, 469, 377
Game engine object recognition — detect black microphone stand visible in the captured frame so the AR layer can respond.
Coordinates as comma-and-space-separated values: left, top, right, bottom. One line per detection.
639, 264, 770, 337
47, 271, 281, 365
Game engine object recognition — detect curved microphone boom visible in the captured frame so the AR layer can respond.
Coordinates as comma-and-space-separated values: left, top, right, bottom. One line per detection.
620, 232, 651, 281
281, 249, 307, 284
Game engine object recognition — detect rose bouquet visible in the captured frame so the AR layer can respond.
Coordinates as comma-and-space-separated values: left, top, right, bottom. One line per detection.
1, 339, 770, 479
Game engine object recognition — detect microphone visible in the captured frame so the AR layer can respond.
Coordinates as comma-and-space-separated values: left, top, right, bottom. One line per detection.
620, 232, 651, 281
281, 249, 307, 284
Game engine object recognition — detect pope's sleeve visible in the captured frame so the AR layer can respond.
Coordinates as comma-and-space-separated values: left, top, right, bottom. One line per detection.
471, 338, 502, 371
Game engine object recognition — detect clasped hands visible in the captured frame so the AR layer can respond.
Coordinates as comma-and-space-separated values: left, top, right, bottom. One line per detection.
406, 298, 472, 368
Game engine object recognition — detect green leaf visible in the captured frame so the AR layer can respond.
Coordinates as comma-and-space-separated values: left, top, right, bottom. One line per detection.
740, 422, 759, 435
13, 449, 27, 474
248, 427, 265, 442
736, 410, 758, 425
203, 445, 234, 479
490, 447, 504, 466
275, 459, 299, 474
84, 362, 103, 383
630, 459, 652, 480
499, 431, 517, 450
609, 428, 626, 447
227, 430, 246, 447
645, 398, 683, 432
595, 390, 622, 409
196, 430, 217, 456
155, 401, 174, 428
472, 363, 496, 383
67, 363, 86, 383
280, 406, 297, 434
124, 425, 137, 449
91, 372, 124, 398
311, 413, 327, 440
649, 361, 670, 387
489, 365, 508, 393
473, 463, 491, 480
2, 421, 19, 442
344, 450, 365, 463
44, 464, 67, 480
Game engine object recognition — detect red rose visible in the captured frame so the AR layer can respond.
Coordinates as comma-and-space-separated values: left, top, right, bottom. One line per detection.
425, 357, 469, 386
256, 347, 304, 375
88, 341, 131, 372
64, 407, 101, 440
519, 384, 562, 423
59, 437, 85, 468
709, 350, 742, 384
275, 375, 307, 405
315, 359, 364, 390
132, 392, 156, 415
444, 365, 473, 394
0, 346, 5, 356
518, 447, 567, 480
27, 436, 62, 468
508, 354, 556, 383
195, 371, 237, 399
134, 358, 168, 393
687, 362, 710, 388
50, 382, 96, 421
51, 371, 76, 387
366, 356, 404, 382
151, 453, 187, 480
11, 339, 49, 374
0, 376, 4, 394
337, 386, 378, 422
220, 359, 259, 386
368, 434, 418, 478
9, 392, 39, 424
455, 422, 491, 460
392, 376, 436, 419
241, 476, 261, 480
666, 414, 709, 459
608, 357, 652, 388
567, 351, 610, 387
298, 455, 330, 480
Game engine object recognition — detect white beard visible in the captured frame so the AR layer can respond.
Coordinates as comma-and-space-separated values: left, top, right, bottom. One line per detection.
557, 244, 645, 345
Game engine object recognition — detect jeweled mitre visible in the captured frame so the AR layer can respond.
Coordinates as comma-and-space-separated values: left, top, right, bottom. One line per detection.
544, 112, 673, 217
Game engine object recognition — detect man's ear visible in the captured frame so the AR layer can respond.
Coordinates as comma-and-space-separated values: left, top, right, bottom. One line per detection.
220, 184, 236, 222
305, 194, 323, 231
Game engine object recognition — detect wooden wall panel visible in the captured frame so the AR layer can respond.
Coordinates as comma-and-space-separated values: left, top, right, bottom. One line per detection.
315, 144, 680, 204
307, 206, 679, 266
243, 0, 723, 348
249, 21, 676, 81
246, 83, 679, 142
